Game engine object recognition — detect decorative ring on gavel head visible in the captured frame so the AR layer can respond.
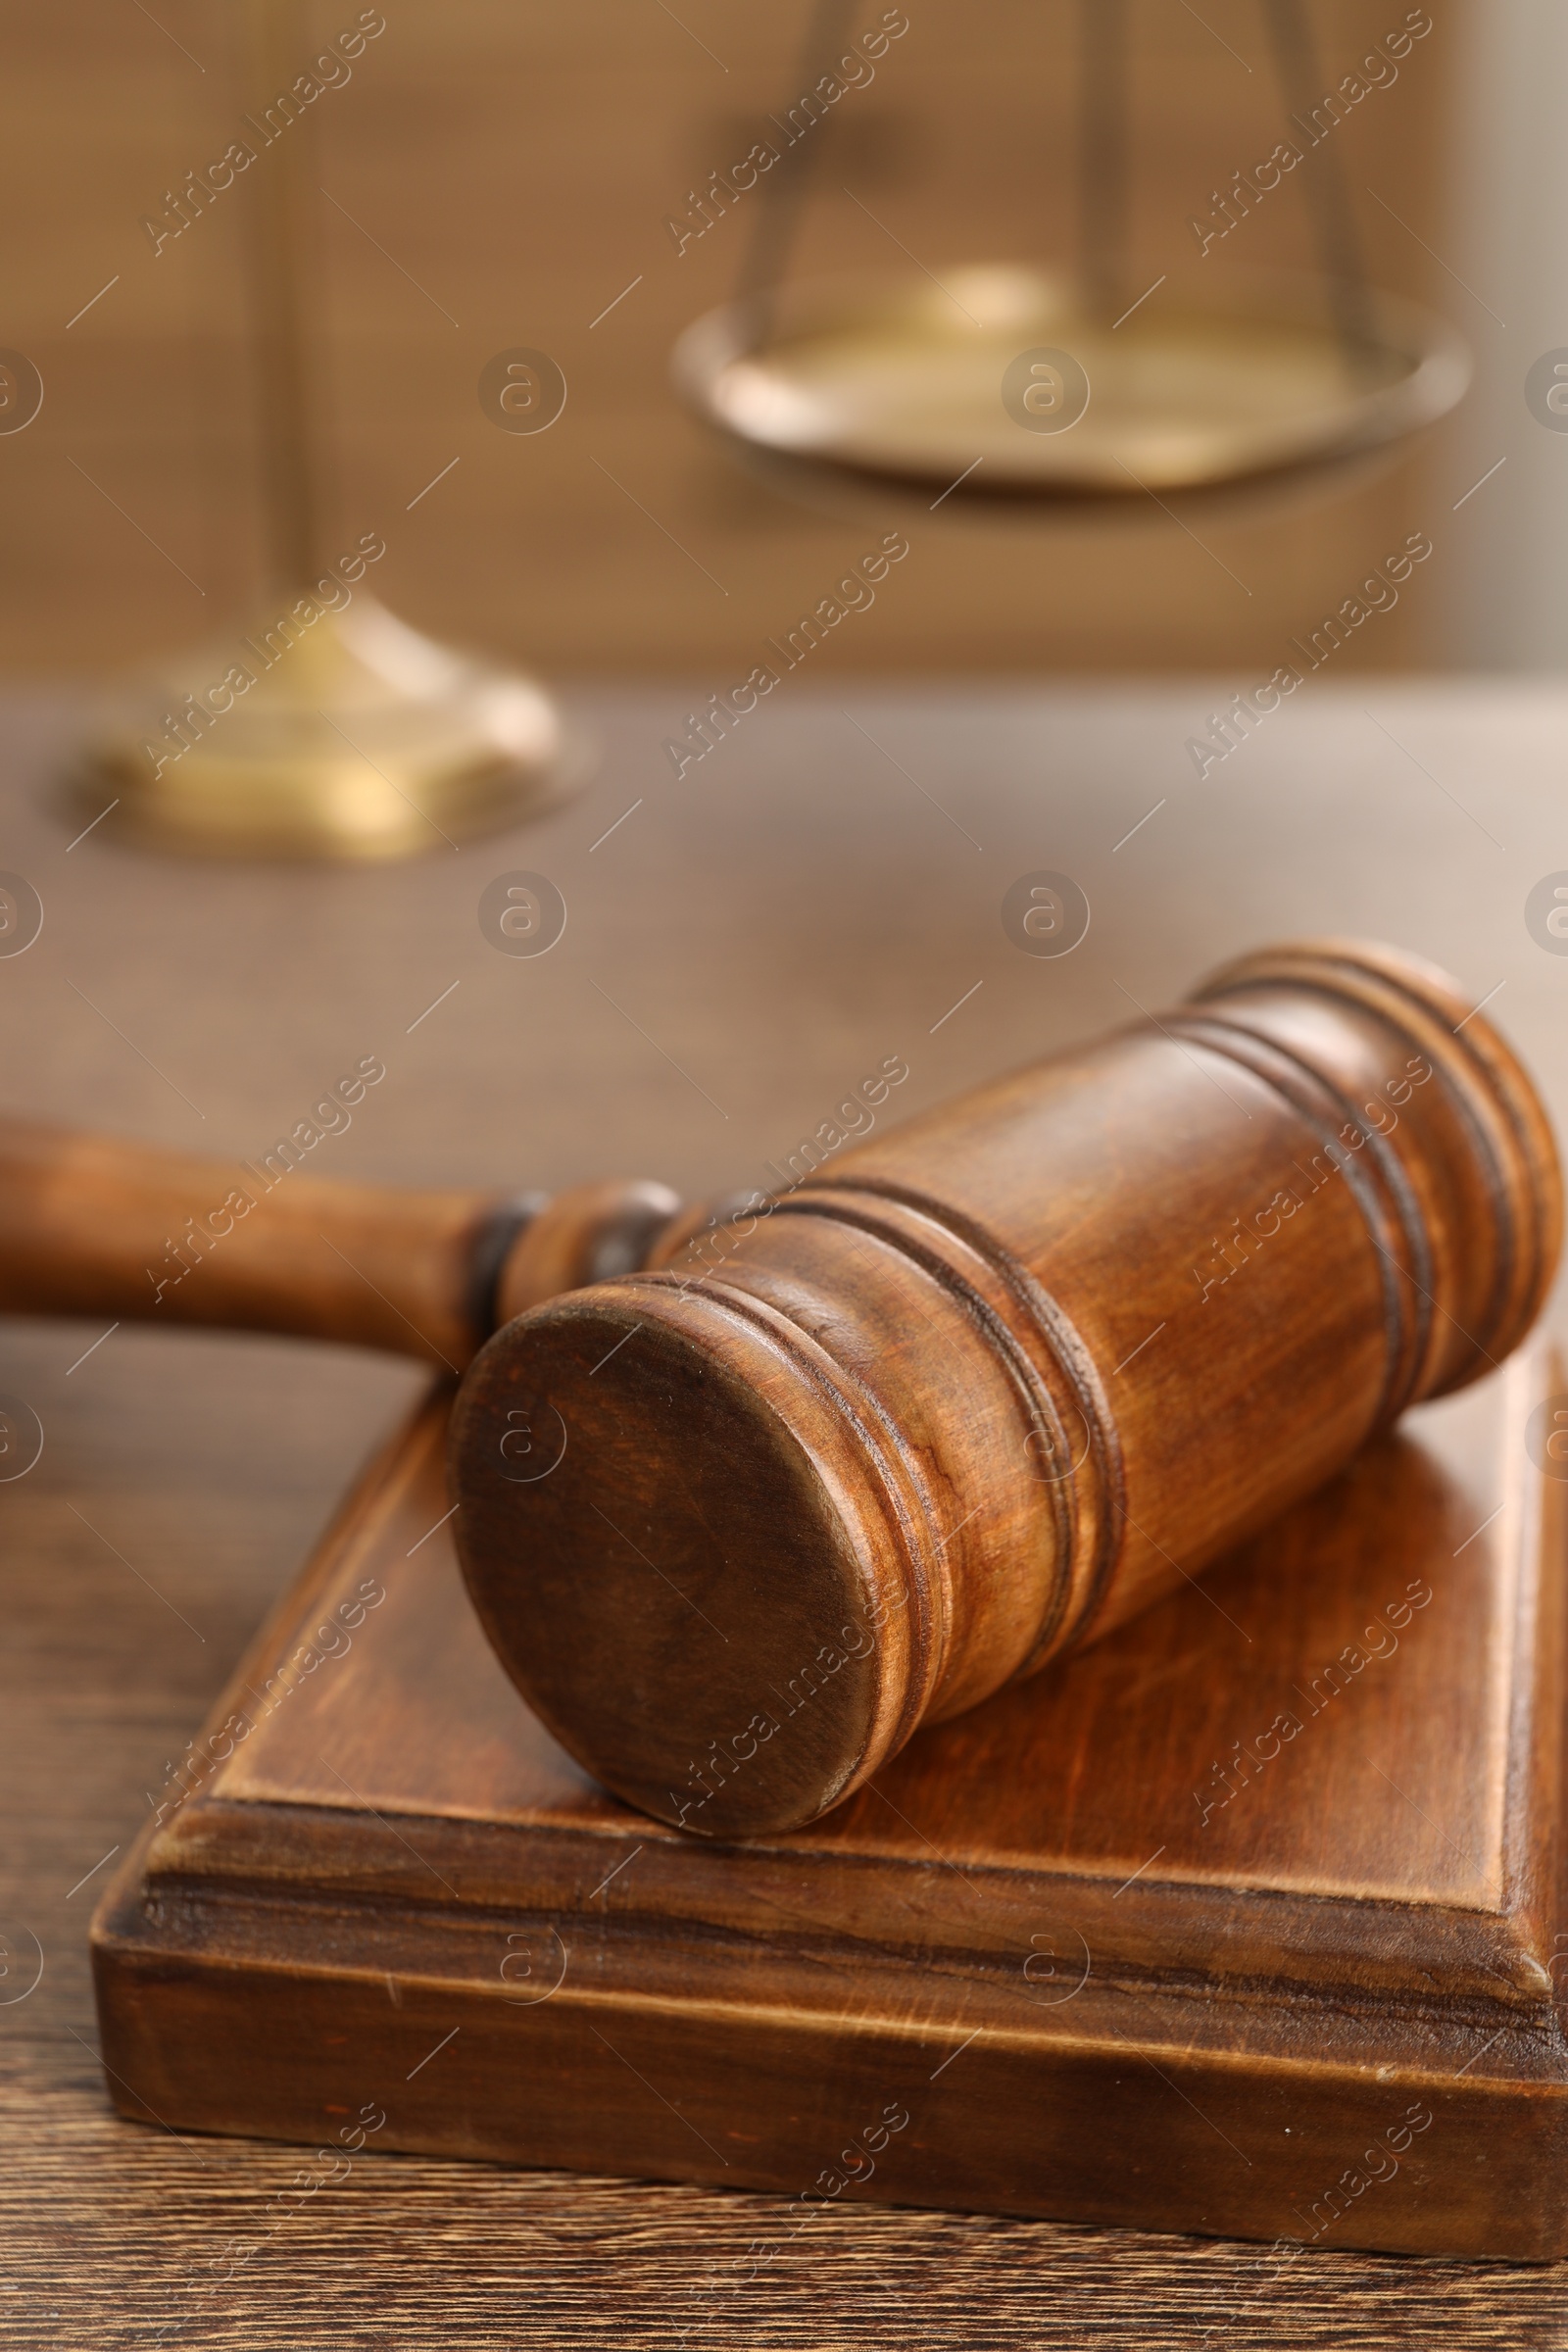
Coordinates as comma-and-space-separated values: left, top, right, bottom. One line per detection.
449, 938, 1561, 1839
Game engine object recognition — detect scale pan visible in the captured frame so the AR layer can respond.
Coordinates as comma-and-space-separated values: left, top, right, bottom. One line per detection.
673, 266, 1470, 500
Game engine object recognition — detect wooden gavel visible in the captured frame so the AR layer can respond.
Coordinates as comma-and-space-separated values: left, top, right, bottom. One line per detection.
4, 940, 1558, 1838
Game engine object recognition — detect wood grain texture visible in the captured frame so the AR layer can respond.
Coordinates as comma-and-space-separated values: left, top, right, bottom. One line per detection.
0, 1113, 502, 1365
0, 1120, 696, 1367
85, 1326, 1568, 2258
9, 684, 1568, 2341
451, 938, 1561, 1833
93, 1336, 1568, 2261
9, 2082, 1564, 2352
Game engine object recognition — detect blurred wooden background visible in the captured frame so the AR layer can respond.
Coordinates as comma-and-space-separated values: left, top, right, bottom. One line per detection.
0, 0, 1462, 676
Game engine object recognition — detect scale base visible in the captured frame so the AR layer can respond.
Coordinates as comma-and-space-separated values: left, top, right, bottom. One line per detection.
74, 595, 580, 861
92, 1348, 1568, 2260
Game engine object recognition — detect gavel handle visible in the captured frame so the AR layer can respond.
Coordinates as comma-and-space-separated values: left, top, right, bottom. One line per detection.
0, 1122, 691, 1368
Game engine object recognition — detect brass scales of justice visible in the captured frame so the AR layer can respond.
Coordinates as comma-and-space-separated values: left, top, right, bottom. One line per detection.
74, 0, 1470, 861
75, 0, 574, 861
673, 0, 1469, 507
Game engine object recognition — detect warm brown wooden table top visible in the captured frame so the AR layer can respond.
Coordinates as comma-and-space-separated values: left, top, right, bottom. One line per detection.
4, 680, 1567, 2349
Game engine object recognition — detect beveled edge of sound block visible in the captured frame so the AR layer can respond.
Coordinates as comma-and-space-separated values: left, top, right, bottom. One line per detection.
88, 1349, 1568, 2261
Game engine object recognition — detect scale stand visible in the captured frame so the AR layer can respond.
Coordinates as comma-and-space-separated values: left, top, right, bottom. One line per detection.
76, 0, 576, 860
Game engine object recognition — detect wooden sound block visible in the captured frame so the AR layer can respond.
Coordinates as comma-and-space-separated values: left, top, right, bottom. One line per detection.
92, 1343, 1568, 2262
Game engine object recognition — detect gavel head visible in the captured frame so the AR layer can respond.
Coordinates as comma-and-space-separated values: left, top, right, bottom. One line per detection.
450, 939, 1561, 1838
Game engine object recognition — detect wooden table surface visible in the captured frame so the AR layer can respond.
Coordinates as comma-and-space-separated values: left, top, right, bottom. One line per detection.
4, 680, 1567, 2349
